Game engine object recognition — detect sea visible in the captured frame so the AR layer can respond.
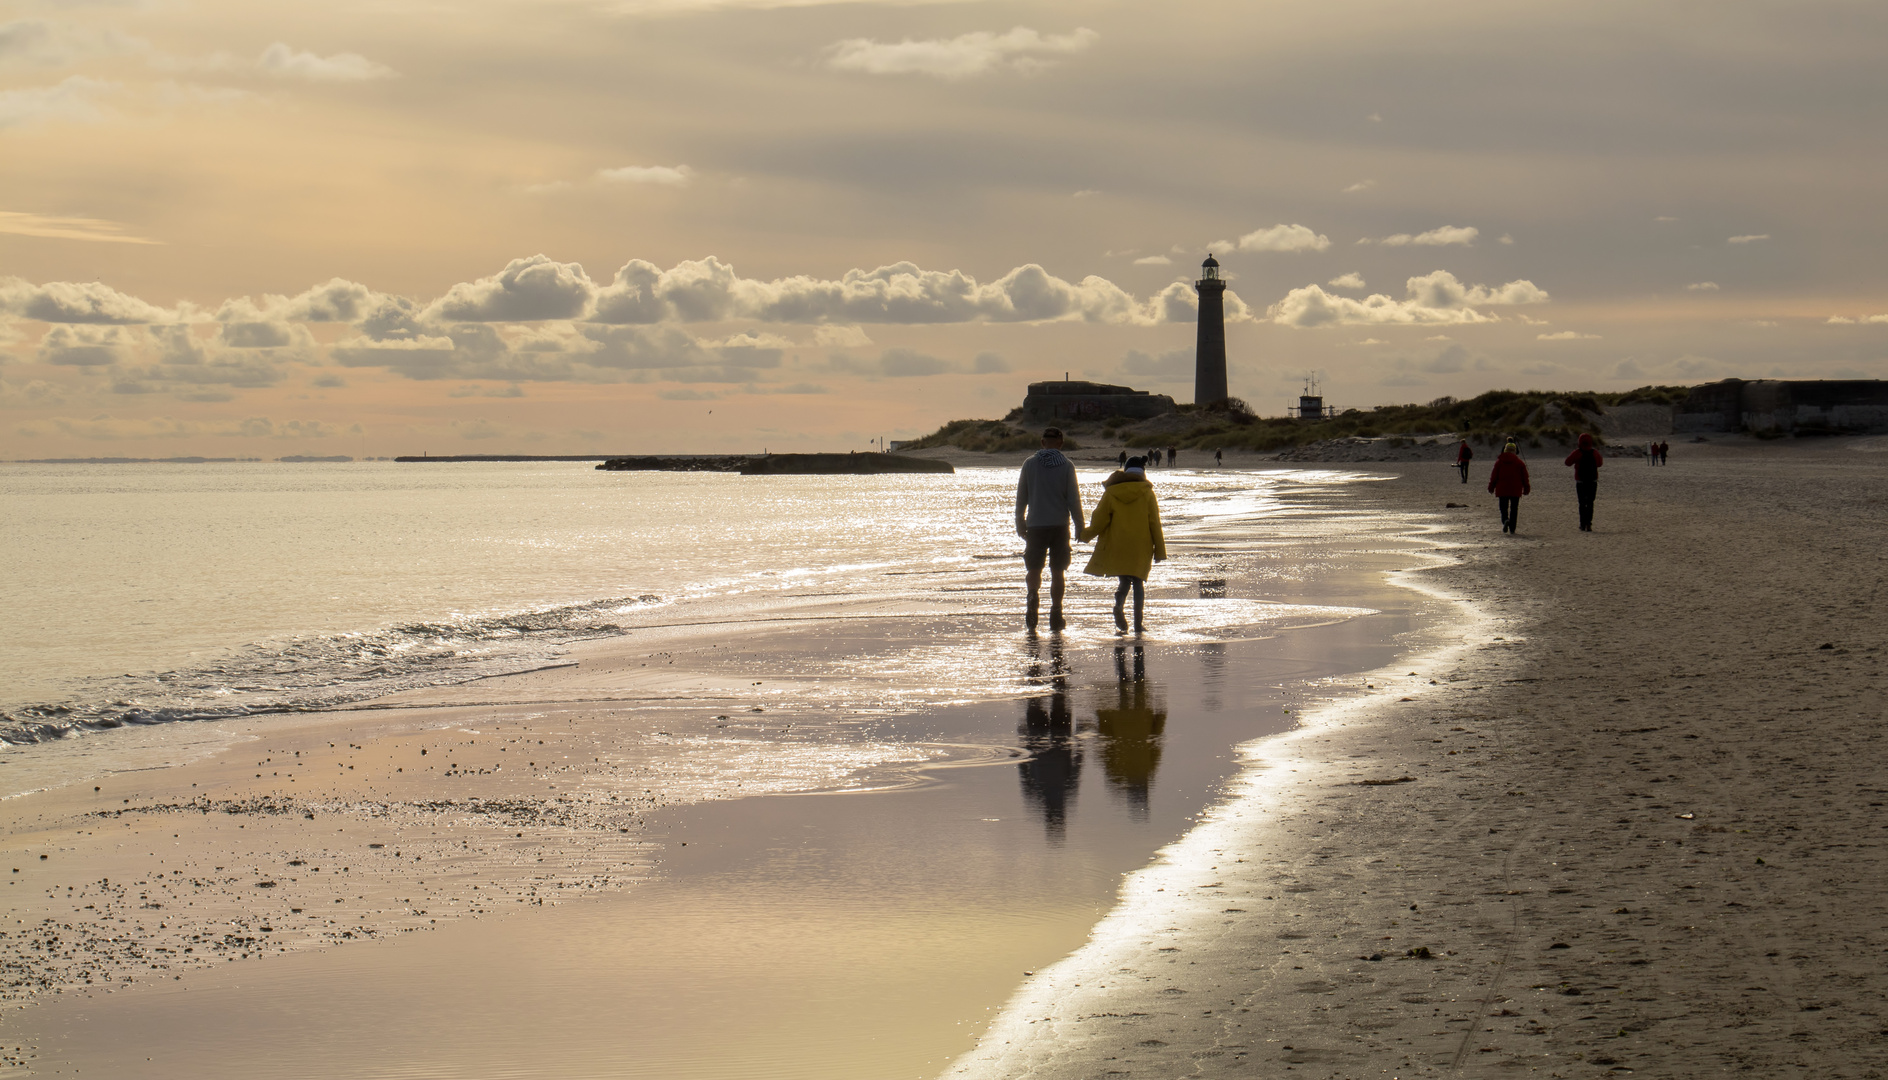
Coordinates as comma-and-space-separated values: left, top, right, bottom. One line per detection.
3, 458, 1447, 1079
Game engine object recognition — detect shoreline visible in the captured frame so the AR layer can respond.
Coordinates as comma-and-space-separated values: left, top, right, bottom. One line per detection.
947, 436, 1888, 1078
1, 469, 1448, 1078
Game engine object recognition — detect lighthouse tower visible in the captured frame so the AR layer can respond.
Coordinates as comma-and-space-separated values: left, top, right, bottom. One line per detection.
1194, 254, 1228, 406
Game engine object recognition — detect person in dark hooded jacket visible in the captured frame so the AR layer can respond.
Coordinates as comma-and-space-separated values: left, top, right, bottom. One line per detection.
1487, 441, 1530, 534
1563, 432, 1604, 531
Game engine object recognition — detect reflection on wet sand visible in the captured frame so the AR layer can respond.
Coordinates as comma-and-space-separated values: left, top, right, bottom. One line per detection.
1095, 646, 1166, 820
1018, 642, 1169, 837
1018, 638, 1080, 842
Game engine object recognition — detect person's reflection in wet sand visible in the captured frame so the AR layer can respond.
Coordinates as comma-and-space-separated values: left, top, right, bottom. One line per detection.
1018, 637, 1081, 842
1095, 645, 1167, 820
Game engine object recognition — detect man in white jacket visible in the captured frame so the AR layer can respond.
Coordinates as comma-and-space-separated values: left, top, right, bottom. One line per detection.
1015, 427, 1085, 631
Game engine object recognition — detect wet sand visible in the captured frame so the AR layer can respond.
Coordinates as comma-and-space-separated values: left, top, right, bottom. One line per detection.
949, 436, 1888, 1078
2, 472, 1445, 1077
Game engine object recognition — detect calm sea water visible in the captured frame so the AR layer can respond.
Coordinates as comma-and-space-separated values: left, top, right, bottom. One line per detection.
0, 460, 1372, 746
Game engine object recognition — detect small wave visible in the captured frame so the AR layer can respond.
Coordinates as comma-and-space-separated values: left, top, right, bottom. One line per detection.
0, 595, 661, 746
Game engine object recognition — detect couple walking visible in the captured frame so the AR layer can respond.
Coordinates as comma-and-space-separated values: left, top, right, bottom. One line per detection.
1485, 432, 1605, 533
1016, 427, 1166, 633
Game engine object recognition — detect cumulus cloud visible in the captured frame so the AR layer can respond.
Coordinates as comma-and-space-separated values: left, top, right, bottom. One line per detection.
593, 256, 1170, 326
598, 165, 693, 187
37, 324, 139, 365
1374, 226, 1479, 247
1235, 224, 1331, 253
1, 277, 185, 323
1143, 280, 1253, 325
255, 42, 395, 82
0, 75, 116, 128
1071, 189, 1100, 198
1326, 272, 1366, 290
1727, 234, 1769, 244
823, 26, 1098, 79
1537, 330, 1599, 340
1827, 314, 1888, 325
1686, 282, 1720, 291
1269, 271, 1548, 328
422, 255, 594, 323
1133, 255, 1171, 266
1341, 179, 1375, 193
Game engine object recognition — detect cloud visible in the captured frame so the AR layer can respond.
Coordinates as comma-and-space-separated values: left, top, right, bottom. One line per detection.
255, 43, 395, 82
1326, 272, 1366, 290
1685, 282, 1720, 291
0, 210, 158, 245
595, 256, 1169, 325
1341, 179, 1375, 193
810, 324, 871, 347
422, 255, 595, 323
1, 276, 185, 323
1537, 330, 1599, 340
312, 373, 346, 387
1826, 314, 1888, 325
37, 324, 139, 365
1374, 226, 1479, 247
973, 351, 1010, 374
598, 164, 693, 187
1119, 347, 1193, 383
823, 26, 1098, 79
0, 19, 140, 70
1132, 255, 1172, 266
1727, 234, 1769, 244
1235, 223, 1331, 253
1072, 189, 1100, 198
0, 75, 116, 128
1498, 234, 1514, 245
1268, 270, 1548, 328
878, 347, 951, 377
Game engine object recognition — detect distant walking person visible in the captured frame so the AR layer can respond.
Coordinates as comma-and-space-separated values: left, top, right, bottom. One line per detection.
1214, 448, 1223, 467
1016, 427, 1085, 631
1658, 440, 1669, 465
1488, 440, 1531, 534
1648, 441, 1657, 465
1455, 439, 1474, 483
1564, 432, 1604, 531
1167, 447, 1177, 468
1118, 450, 1128, 467
1082, 457, 1167, 634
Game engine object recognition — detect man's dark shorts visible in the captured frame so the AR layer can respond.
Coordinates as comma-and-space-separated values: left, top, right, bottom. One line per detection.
1023, 525, 1071, 573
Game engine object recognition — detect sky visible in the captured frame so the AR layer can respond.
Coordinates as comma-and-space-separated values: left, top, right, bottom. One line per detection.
2, 0, 1886, 457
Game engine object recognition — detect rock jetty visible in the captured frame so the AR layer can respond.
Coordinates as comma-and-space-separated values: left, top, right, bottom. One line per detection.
597, 453, 952, 475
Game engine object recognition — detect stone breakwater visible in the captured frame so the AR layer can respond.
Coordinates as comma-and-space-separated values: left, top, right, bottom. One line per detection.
597, 453, 953, 475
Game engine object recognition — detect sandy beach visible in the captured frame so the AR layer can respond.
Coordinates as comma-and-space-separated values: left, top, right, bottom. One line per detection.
5, 439, 1883, 1078
950, 435, 1887, 1078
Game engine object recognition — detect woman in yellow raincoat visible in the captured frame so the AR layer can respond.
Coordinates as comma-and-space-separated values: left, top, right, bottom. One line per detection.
1080, 456, 1168, 633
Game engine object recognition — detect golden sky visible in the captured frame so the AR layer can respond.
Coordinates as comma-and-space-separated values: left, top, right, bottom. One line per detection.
3, 0, 1885, 457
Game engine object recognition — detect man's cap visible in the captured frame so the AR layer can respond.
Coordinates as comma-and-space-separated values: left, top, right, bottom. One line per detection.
1042, 427, 1063, 440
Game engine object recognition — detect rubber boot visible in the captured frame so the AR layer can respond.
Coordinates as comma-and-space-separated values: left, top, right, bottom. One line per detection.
1025, 592, 1039, 630
1113, 599, 1128, 632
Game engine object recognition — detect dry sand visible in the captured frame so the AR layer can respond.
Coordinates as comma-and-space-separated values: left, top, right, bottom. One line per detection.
949, 435, 1887, 1078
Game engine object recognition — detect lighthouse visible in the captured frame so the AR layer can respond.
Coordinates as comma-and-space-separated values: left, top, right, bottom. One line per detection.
1194, 254, 1228, 406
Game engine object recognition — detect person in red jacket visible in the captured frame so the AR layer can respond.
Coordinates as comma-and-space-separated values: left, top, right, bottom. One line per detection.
1487, 440, 1530, 534
1563, 432, 1604, 531
1455, 439, 1473, 483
